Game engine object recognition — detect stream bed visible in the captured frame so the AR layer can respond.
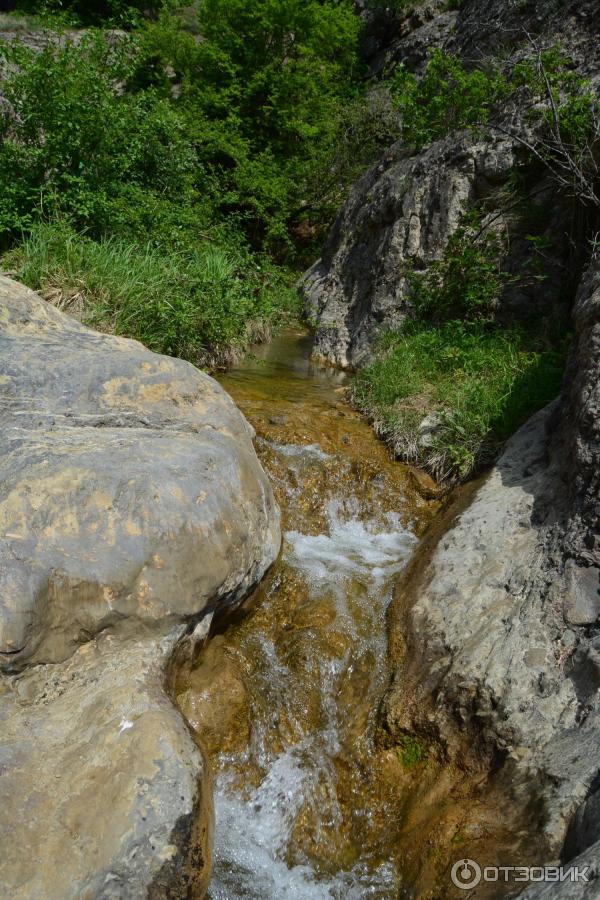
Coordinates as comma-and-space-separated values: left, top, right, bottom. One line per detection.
176, 330, 440, 897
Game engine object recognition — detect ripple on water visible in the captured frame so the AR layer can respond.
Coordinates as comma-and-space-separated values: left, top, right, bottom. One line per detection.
209, 752, 398, 899
207, 498, 416, 898
199, 331, 435, 899
285, 501, 416, 588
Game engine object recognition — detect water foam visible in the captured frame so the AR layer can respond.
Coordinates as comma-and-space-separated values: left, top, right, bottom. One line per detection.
210, 749, 397, 899
209, 463, 416, 898
285, 502, 416, 587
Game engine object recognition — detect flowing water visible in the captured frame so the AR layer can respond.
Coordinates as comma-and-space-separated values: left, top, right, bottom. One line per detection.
176, 330, 440, 897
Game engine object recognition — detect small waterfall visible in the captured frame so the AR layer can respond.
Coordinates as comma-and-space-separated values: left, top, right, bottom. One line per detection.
177, 330, 436, 898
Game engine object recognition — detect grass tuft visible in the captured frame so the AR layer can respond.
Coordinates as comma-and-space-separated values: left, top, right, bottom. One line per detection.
351, 320, 568, 482
4, 220, 298, 368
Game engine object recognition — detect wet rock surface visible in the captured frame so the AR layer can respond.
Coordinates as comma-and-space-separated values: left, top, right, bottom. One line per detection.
0, 276, 280, 898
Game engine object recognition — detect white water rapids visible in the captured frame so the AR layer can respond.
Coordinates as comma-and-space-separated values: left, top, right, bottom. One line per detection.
207, 440, 417, 899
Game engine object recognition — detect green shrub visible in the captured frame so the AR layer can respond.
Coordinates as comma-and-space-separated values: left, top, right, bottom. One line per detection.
351, 320, 567, 480
409, 213, 504, 323
134, 2, 362, 255
0, 3, 367, 261
389, 44, 598, 187
512, 45, 599, 200
390, 50, 508, 150
6, 221, 297, 364
12, 0, 169, 27
0, 34, 200, 243
0, 4, 373, 361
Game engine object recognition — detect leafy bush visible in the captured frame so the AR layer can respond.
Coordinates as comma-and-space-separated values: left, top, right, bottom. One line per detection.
511, 45, 600, 206
351, 321, 567, 480
0, 3, 377, 361
12, 0, 168, 27
409, 213, 504, 323
0, 2, 367, 260
6, 221, 297, 365
135, 1, 362, 254
0, 34, 200, 242
390, 50, 508, 150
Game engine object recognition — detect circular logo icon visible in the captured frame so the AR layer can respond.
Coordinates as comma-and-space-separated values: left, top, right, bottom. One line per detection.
451, 858, 482, 890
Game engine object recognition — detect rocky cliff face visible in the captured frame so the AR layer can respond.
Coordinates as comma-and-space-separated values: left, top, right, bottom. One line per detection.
303, 132, 517, 367
303, 0, 599, 368
381, 256, 600, 894
0, 276, 280, 898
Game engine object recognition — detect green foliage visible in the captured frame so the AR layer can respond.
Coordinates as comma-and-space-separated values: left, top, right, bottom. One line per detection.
6, 221, 297, 364
512, 45, 599, 176
355, 44, 592, 480
12, 0, 168, 27
364, 0, 410, 13
0, 2, 366, 259
388, 43, 598, 188
397, 735, 429, 768
409, 213, 504, 323
0, 34, 199, 241
352, 321, 567, 480
0, 2, 373, 360
135, 1, 362, 254
390, 50, 508, 149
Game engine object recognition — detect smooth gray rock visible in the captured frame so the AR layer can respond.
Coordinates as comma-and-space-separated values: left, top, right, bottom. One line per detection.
0, 276, 281, 898
563, 562, 600, 626
0, 629, 213, 899
0, 275, 280, 669
384, 258, 600, 898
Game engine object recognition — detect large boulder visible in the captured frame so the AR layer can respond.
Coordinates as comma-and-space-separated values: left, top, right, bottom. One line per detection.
382, 258, 600, 895
0, 630, 213, 899
0, 276, 281, 897
303, 132, 515, 367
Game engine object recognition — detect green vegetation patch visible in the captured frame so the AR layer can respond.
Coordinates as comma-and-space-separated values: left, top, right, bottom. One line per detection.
352, 320, 567, 481
397, 735, 429, 768
0, 2, 365, 363
390, 49, 509, 150
368, 41, 599, 482
6, 221, 297, 367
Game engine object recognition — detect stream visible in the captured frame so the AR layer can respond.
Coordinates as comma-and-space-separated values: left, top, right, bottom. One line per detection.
176, 330, 439, 898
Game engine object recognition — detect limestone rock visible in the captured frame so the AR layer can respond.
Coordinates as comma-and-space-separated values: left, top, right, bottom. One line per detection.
0, 276, 281, 898
563, 561, 600, 626
302, 133, 516, 368
383, 258, 600, 896
0, 275, 280, 669
0, 630, 213, 899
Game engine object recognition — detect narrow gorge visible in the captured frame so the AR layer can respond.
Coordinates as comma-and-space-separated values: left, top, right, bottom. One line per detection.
1, 0, 600, 897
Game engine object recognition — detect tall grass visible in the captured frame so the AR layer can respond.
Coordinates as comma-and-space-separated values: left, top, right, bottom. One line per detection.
5, 221, 296, 367
351, 321, 568, 482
